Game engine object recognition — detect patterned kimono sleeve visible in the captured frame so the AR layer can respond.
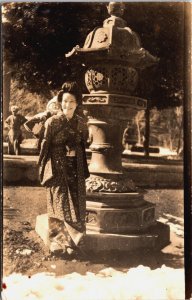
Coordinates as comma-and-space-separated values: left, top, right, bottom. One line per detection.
82, 123, 89, 145
38, 118, 52, 166
77, 116, 88, 145
77, 117, 90, 179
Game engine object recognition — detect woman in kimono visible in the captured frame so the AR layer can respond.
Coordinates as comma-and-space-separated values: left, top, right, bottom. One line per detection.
38, 81, 89, 256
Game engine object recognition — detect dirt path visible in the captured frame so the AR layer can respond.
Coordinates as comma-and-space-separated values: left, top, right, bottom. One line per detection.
3, 188, 184, 277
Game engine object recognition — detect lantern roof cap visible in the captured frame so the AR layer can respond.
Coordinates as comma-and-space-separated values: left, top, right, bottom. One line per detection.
66, 3, 159, 69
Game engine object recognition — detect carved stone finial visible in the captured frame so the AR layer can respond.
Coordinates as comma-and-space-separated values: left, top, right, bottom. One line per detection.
104, 2, 126, 28
107, 2, 125, 18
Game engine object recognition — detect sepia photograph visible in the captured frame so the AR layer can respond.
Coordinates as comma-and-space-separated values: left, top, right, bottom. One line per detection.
1, 1, 191, 299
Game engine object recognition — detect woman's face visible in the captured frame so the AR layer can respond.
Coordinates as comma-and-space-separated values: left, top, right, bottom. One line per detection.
61, 93, 78, 118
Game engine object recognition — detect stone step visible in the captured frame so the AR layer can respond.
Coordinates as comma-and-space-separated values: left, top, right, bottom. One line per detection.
35, 214, 170, 253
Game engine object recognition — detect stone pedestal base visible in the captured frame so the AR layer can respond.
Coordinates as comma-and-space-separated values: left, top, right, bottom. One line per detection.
86, 192, 156, 233
35, 214, 170, 252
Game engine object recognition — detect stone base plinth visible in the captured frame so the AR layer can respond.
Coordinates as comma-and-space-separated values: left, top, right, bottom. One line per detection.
35, 214, 50, 246
35, 214, 170, 252
86, 200, 156, 233
86, 192, 155, 233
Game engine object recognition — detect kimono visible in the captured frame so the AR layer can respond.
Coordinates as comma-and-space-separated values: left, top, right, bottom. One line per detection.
24, 111, 53, 150
24, 96, 62, 150
38, 112, 89, 252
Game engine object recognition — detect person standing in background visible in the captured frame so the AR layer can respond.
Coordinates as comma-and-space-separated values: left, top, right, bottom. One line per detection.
5, 105, 27, 155
122, 120, 138, 152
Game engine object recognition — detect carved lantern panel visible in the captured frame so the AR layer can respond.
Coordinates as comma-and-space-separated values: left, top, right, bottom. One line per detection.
85, 64, 138, 95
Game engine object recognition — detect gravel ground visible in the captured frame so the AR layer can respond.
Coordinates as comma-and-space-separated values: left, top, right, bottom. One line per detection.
3, 187, 184, 277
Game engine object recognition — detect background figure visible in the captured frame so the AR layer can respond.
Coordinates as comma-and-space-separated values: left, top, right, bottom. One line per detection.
38, 81, 89, 256
122, 120, 138, 151
24, 95, 62, 150
4, 105, 27, 155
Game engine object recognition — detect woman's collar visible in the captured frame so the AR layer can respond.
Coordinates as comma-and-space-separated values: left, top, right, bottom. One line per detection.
60, 112, 77, 122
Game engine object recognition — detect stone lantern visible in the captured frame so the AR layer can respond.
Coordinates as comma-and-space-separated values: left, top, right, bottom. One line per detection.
66, 2, 170, 251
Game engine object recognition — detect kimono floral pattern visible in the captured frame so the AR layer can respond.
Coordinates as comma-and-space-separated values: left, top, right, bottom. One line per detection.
38, 113, 89, 249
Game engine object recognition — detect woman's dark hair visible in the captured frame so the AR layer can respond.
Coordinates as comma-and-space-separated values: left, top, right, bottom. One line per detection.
57, 81, 82, 105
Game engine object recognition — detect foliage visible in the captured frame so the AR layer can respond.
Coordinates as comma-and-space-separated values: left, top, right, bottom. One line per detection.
9, 80, 48, 116
135, 107, 183, 152
3, 2, 184, 107
128, 2, 184, 108
2, 2, 106, 97
151, 107, 183, 152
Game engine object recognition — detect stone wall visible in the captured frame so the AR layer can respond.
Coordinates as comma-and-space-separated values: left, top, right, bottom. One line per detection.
3, 155, 183, 188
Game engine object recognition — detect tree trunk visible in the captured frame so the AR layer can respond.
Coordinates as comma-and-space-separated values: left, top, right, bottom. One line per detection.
3, 61, 11, 121
135, 116, 141, 145
177, 118, 183, 154
144, 106, 150, 157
